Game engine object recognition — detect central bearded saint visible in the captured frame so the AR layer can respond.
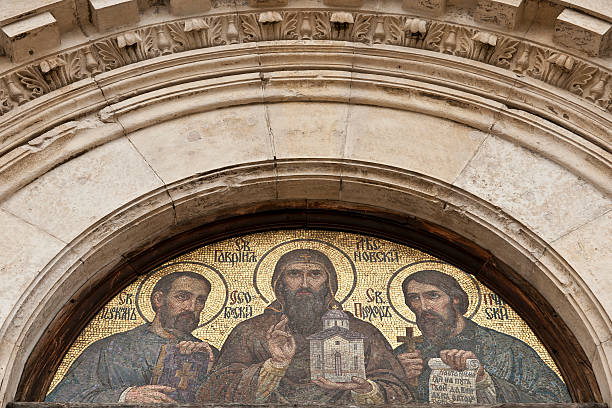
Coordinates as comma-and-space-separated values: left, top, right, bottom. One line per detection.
197, 249, 412, 404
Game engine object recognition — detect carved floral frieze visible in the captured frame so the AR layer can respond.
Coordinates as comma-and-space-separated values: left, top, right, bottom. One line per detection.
0, 10, 610, 117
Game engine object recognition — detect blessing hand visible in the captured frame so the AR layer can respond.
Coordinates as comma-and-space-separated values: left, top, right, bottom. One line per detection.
313, 376, 373, 394
125, 385, 176, 403
266, 315, 296, 367
178, 341, 215, 372
440, 349, 485, 381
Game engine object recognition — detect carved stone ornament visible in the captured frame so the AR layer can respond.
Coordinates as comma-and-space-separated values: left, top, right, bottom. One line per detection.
0, 9, 610, 119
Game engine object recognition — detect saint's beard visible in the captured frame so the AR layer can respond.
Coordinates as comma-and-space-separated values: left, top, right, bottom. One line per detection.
280, 284, 329, 335
158, 303, 199, 337
415, 303, 458, 345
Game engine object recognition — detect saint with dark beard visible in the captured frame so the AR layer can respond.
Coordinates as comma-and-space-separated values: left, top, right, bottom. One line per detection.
279, 281, 328, 336
47, 272, 218, 403
414, 298, 457, 345
158, 303, 199, 335
198, 249, 412, 404
394, 269, 570, 403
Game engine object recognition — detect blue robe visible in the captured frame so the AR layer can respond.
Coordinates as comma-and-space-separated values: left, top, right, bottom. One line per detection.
393, 319, 571, 403
46, 324, 217, 402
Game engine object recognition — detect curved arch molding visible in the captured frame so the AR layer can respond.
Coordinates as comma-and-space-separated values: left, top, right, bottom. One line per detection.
0, 3, 609, 407
12, 206, 604, 403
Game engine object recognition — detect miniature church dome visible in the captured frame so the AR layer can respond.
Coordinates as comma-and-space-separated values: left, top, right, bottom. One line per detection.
322, 307, 349, 329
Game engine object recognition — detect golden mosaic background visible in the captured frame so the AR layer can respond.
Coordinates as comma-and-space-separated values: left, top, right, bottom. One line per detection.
48, 229, 564, 393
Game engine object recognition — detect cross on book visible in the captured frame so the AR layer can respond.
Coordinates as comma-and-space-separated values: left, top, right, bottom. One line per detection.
175, 362, 197, 390
397, 327, 422, 352
152, 344, 209, 402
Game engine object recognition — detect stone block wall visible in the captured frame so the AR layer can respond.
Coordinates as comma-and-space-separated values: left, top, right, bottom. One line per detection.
0, 0, 609, 407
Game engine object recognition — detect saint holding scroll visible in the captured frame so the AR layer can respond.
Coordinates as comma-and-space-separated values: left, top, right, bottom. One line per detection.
394, 270, 570, 403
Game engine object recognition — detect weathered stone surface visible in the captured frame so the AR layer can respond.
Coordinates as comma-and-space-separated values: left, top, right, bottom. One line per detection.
454, 136, 611, 243
97, 71, 263, 135
0, 12, 60, 63
276, 160, 341, 200
0, 118, 122, 202
261, 71, 353, 104
564, 0, 612, 22
323, 0, 365, 7
592, 340, 612, 403
551, 210, 612, 313
0, 0, 608, 403
403, 0, 446, 15
474, 0, 525, 30
0, 6, 608, 124
268, 102, 348, 159
169, 0, 212, 16
344, 105, 487, 184
89, 0, 139, 32
0, 209, 65, 326
167, 164, 277, 228
0, 138, 163, 243
247, 0, 288, 7
6, 403, 612, 408
0, 0, 64, 24
127, 105, 273, 185
554, 8, 611, 56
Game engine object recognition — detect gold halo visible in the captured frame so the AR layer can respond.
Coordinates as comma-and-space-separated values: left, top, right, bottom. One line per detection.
136, 261, 228, 327
387, 261, 481, 323
253, 239, 357, 304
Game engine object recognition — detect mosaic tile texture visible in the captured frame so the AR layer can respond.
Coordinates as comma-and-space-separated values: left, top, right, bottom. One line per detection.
47, 230, 570, 404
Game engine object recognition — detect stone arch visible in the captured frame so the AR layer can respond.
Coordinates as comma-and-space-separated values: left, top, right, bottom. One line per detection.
0, 1, 610, 406
2, 156, 608, 403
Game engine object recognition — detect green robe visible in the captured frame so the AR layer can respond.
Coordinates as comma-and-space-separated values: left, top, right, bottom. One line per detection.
46, 324, 216, 402
393, 319, 571, 403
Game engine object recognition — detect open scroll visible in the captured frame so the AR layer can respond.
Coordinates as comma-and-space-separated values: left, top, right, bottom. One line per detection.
428, 358, 479, 404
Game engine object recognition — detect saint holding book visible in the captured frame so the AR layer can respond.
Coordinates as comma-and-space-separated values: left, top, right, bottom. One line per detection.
46, 271, 218, 403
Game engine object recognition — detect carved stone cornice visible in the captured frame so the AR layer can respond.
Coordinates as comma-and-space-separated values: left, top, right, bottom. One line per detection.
0, 9, 610, 124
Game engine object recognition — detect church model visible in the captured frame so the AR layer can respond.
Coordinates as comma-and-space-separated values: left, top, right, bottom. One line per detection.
308, 307, 367, 382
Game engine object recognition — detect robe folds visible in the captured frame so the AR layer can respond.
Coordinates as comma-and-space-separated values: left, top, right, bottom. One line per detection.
46, 324, 218, 403
197, 306, 413, 404
393, 319, 571, 403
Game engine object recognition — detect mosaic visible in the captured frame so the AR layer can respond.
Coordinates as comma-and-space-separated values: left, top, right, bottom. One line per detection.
46, 230, 571, 404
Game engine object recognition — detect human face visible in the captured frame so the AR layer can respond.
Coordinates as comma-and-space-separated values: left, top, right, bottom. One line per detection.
404, 280, 457, 342
281, 262, 328, 296
280, 262, 329, 334
404, 280, 453, 319
157, 276, 210, 334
